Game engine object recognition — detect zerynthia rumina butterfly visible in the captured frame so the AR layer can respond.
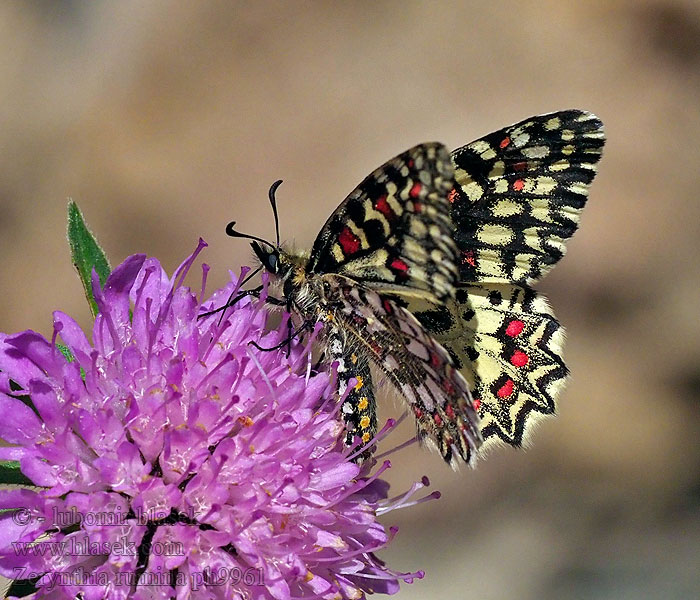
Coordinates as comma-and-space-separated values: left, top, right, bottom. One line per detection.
228, 109, 605, 466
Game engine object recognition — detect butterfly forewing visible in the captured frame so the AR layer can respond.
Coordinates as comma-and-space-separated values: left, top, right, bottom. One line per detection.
450, 110, 604, 285
299, 143, 481, 465
307, 143, 459, 304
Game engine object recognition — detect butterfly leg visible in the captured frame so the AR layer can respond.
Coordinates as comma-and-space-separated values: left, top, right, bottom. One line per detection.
264, 295, 287, 306
198, 285, 265, 320
327, 329, 377, 461
249, 320, 313, 352
198, 286, 286, 322
286, 298, 293, 357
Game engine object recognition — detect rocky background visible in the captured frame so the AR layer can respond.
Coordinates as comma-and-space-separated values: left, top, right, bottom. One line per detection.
1, 1, 698, 598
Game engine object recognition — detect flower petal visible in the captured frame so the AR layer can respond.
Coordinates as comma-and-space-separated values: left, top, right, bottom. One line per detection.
0, 392, 43, 444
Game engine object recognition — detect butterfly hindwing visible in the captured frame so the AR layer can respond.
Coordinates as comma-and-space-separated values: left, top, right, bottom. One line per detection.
411, 283, 566, 450
323, 274, 482, 466
307, 143, 459, 303
450, 109, 605, 285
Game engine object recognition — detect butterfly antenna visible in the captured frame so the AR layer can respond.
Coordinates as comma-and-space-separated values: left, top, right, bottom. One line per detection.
225, 221, 275, 249
268, 179, 283, 248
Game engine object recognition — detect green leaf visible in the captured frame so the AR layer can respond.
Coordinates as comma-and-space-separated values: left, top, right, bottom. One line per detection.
0, 460, 34, 487
55, 342, 86, 380
67, 200, 111, 317
55, 343, 74, 363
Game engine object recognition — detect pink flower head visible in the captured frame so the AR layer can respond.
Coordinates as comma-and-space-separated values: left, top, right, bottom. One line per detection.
0, 241, 434, 599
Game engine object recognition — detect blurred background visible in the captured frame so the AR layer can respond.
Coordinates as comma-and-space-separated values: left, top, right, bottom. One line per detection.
1, 1, 698, 598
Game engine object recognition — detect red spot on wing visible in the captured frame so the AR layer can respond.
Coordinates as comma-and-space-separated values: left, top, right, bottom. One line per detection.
390, 257, 409, 273
505, 320, 525, 337
461, 250, 476, 267
338, 226, 361, 256
382, 298, 394, 315
370, 340, 383, 355
413, 201, 423, 213
510, 350, 529, 367
375, 195, 394, 219
445, 404, 455, 419
429, 351, 442, 369
407, 159, 414, 168
448, 188, 459, 203
499, 137, 511, 149
433, 412, 443, 426
513, 179, 525, 192
413, 407, 423, 418
409, 182, 422, 198
443, 379, 456, 396
473, 398, 481, 411
497, 379, 514, 398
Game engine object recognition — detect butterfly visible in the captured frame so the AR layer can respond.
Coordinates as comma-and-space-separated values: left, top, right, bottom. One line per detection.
230, 109, 605, 466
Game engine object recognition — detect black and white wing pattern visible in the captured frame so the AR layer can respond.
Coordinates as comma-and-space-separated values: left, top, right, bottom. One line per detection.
410, 110, 605, 450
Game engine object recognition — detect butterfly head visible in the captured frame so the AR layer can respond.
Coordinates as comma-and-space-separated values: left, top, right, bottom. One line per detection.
251, 238, 300, 280
250, 240, 281, 275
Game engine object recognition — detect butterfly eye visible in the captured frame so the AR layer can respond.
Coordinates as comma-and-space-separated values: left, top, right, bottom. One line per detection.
268, 253, 278, 271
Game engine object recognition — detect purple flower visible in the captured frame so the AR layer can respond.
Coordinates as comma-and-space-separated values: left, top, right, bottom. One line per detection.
0, 241, 435, 599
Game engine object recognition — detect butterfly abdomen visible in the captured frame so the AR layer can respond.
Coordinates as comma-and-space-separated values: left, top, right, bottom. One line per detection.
327, 329, 378, 459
